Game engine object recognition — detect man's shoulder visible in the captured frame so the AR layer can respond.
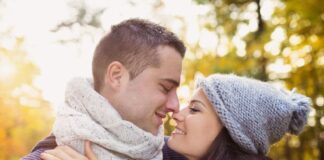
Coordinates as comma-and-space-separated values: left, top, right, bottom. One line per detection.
21, 135, 186, 160
163, 136, 187, 160
21, 134, 57, 160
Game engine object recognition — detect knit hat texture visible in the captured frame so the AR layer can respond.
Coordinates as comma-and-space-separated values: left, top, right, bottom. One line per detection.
196, 74, 311, 154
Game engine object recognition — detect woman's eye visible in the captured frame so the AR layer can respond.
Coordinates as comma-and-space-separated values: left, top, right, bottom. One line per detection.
189, 107, 200, 113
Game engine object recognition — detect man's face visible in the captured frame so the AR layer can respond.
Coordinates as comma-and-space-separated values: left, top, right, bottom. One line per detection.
115, 46, 183, 135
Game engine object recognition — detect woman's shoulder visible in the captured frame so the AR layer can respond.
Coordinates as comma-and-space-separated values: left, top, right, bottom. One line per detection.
163, 137, 187, 160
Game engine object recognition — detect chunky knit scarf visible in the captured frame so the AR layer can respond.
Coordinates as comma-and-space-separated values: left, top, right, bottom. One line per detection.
53, 78, 164, 160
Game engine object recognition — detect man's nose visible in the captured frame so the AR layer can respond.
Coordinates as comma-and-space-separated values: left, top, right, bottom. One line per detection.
165, 89, 180, 113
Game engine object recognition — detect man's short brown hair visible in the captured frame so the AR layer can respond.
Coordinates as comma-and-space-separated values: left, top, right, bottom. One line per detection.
92, 18, 186, 91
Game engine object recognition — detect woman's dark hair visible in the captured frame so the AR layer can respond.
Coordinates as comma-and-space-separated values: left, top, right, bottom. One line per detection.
201, 128, 272, 160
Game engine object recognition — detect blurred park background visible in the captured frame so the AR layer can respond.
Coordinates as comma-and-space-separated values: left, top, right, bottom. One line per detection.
0, 0, 323, 159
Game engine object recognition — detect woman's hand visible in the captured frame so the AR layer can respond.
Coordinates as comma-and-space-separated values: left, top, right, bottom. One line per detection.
40, 141, 97, 160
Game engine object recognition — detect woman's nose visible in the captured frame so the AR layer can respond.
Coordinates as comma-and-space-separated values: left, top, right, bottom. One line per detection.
171, 108, 186, 122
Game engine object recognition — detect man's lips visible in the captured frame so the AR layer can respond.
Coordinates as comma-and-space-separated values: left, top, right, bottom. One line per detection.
154, 112, 166, 126
155, 112, 166, 119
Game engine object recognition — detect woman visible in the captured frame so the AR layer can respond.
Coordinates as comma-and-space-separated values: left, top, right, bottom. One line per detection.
167, 74, 311, 160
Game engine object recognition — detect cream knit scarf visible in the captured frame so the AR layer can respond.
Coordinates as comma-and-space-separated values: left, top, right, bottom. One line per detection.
53, 78, 164, 160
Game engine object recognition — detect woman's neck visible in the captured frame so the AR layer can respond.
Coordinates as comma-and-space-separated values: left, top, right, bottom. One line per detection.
186, 155, 200, 160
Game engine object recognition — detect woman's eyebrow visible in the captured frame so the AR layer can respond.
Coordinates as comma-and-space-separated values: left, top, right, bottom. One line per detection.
190, 99, 206, 108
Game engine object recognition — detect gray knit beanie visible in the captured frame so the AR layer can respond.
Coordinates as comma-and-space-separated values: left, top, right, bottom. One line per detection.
196, 74, 311, 155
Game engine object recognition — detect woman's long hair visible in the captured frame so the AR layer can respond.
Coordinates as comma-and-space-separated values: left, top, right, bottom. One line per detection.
201, 128, 271, 160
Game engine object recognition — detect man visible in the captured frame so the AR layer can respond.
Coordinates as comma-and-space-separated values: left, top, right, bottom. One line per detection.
22, 19, 186, 159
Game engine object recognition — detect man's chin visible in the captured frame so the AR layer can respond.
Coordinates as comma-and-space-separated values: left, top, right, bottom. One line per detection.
138, 121, 162, 136
146, 125, 162, 136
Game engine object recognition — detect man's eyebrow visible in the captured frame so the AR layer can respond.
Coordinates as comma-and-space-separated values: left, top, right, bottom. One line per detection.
160, 79, 179, 87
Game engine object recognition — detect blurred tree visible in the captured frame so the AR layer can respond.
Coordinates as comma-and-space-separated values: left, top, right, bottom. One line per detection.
0, 36, 53, 159
3, 0, 320, 159
50, 0, 105, 44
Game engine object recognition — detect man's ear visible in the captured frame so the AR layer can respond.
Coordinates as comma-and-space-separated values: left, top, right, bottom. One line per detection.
104, 61, 129, 90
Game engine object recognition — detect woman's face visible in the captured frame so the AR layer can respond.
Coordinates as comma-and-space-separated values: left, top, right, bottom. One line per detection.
167, 88, 223, 160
